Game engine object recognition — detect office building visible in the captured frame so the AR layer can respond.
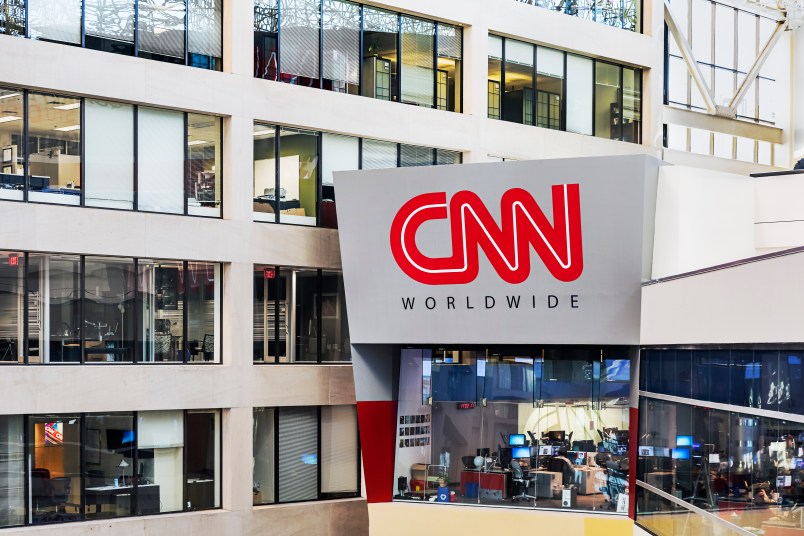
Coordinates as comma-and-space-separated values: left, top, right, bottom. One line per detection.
0, 0, 801, 535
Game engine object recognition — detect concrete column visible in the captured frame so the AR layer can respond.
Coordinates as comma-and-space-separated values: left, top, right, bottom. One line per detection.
222, 406, 254, 516
223, 113, 255, 222
222, 261, 254, 368
224, 0, 254, 76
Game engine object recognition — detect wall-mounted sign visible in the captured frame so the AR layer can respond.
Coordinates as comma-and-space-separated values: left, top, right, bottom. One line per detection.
335, 155, 661, 346
263, 268, 275, 279
456, 402, 477, 410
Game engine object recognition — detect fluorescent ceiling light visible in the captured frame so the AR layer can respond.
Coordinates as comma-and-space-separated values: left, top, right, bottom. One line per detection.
0, 93, 20, 100
253, 129, 274, 137
0, 116, 21, 124
54, 103, 80, 110
53, 125, 80, 132
187, 140, 209, 146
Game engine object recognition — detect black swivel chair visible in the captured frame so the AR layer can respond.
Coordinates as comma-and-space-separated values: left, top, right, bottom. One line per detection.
510, 462, 537, 502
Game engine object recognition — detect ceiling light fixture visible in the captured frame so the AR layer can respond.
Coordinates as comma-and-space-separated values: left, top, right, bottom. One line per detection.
187, 140, 209, 146
53, 125, 81, 132
0, 116, 21, 124
54, 103, 80, 111
0, 93, 20, 101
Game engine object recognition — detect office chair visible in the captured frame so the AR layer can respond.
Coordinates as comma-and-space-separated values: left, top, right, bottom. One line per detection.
510, 462, 537, 502
49, 477, 75, 511
31, 468, 52, 511
202, 334, 214, 361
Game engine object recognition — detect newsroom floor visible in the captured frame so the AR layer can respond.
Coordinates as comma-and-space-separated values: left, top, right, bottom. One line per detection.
396, 491, 621, 513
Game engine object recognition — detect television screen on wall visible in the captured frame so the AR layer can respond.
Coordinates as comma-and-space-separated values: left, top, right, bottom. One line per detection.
44, 422, 64, 446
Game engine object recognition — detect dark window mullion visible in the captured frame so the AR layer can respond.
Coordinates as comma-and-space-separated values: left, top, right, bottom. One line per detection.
561, 52, 567, 131
319, 0, 324, 88
79, 414, 86, 521
133, 106, 138, 210
23, 413, 29, 526
80, 0, 86, 48
274, 126, 280, 224
79, 98, 85, 207
396, 13, 401, 102
432, 22, 438, 109
183, 260, 189, 363
133, 411, 139, 514
274, 267, 280, 364
134, 0, 139, 57
133, 258, 139, 363
183, 410, 189, 510
316, 133, 322, 227
358, 6, 364, 97
316, 406, 322, 498
500, 38, 506, 122
274, 408, 280, 503
183, 113, 189, 215
316, 270, 322, 363
80, 256, 86, 364
184, 0, 190, 66
22, 252, 28, 364
22, 91, 28, 202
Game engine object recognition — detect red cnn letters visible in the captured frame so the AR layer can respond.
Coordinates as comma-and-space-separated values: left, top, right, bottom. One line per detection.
389, 185, 583, 285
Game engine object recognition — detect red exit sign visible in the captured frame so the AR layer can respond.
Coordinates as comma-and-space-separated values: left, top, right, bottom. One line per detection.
8, 255, 18, 266
263, 268, 275, 279
456, 402, 476, 410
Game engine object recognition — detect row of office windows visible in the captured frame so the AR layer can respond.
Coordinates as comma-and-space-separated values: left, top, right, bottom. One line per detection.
0, 251, 221, 364
253, 266, 349, 364
0, 410, 221, 528
0, 406, 359, 529
635, 397, 804, 535
488, 35, 642, 144
514, 0, 641, 32
0, 0, 222, 70
252, 123, 461, 227
0, 87, 222, 216
640, 348, 804, 415
253, 405, 360, 504
254, 0, 463, 112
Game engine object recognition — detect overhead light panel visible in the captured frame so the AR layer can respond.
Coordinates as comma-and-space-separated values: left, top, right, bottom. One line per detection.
253, 129, 274, 137
53, 125, 80, 132
0, 116, 21, 124
0, 93, 20, 100
187, 140, 209, 146
54, 103, 80, 110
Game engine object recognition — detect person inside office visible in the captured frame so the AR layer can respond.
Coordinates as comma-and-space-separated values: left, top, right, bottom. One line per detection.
393, 348, 632, 513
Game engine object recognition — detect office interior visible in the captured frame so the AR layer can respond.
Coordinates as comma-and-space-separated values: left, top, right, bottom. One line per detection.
394, 347, 632, 513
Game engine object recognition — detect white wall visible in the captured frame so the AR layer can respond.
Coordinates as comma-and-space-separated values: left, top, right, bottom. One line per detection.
651, 165, 756, 279
755, 173, 804, 251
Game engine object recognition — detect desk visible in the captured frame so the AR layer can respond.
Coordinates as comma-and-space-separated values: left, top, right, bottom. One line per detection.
530, 470, 562, 498
460, 470, 508, 499
85, 483, 160, 515
187, 479, 215, 510
85, 342, 129, 362
574, 467, 606, 495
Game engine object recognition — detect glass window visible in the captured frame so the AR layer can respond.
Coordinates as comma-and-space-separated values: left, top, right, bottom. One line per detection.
85, 0, 135, 55
187, 114, 222, 217
758, 77, 776, 124
137, 107, 184, 214
137, 410, 184, 513
138, 0, 186, 64
254, 0, 279, 80
595, 62, 622, 140
713, 67, 735, 108
436, 24, 462, 112
83, 413, 135, 519
400, 16, 435, 107
0, 251, 24, 364
253, 123, 278, 222
400, 144, 433, 167
436, 149, 461, 165
690, 0, 712, 65
278, 127, 318, 225
0, 87, 24, 201
362, 7, 398, 102
185, 410, 220, 510
321, 405, 358, 496
0, 0, 25, 36
321, 133, 358, 229
566, 55, 593, 135
253, 407, 275, 504
28, 0, 81, 44
622, 68, 641, 143
361, 139, 397, 169
536, 47, 564, 131
320, 271, 349, 362
488, 36, 503, 120
27, 254, 81, 364
188, 0, 223, 70
715, 4, 735, 70
0, 415, 24, 528
503, 40, 535, 125
280, 0, 320, 87
186, 262, 219, 363
667, 56, 688, 106
737, 11, 757, 74
137, 259, 184, 363
27, 93, 81, 205
28, 414, 82, 525
254, 266, 289, 363
322, 0, 360, 95
83, 257, 136, 363
277, 407, 318, 502
294, 269, 318, 363
84, 99, 134, 209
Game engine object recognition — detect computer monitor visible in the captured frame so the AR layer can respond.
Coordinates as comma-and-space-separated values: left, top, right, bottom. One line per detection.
509, 434, 526, 446
654, 447, 671, 457
499, 447, 513, 467
477, 447, 490, 457
672, 448, 691, 460
552, 446, 561, 456
574, 452, 586, 465
777, 475, 792, 487
538, 445, 553, 456
512, 446, 530, 459
676, 435, 693, 447
638, 446, 654, 457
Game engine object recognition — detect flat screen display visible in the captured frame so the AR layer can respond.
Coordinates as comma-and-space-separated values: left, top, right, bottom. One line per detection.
654, 447, 671, 457
638, 446, 654, 457
676, 435, 693, 447
672, 448, 691, 460
512, 446, 530, 459
574, 452, 586, 465
509, 434, 526, 446
605, 359, 630, 382
539, 446, 553, 456
44, 422, 63, 446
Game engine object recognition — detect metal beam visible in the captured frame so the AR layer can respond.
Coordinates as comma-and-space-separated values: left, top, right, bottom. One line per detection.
728, 20, 786, 110
664, 0, 717, 114
664, 105, 783, 143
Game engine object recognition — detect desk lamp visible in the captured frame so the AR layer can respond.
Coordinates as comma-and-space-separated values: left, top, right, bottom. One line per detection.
117, 458, 129, 487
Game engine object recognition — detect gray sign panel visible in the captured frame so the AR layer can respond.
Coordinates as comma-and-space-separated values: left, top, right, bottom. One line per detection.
335, 155, 660, 345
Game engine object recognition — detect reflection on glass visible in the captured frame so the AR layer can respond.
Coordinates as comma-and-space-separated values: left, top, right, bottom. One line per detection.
28, 0, 81, 44
488, 36, 502, 119
0, 0, 25, 36
253, 123, 278, 222
138, 411, 184, 513
188, 0, 223, 70
137, 107, 184, 214
0, 415, 24, 528
27, 254, 81, 364
27, 93, 81, 205
187, 114, 222, 217
278, 128, 318, 225
536, 47, 564, 130
362, 7, 398, 102
253, 407, 276, 504
361, 139, 397, 169
294, 270, 318, 362
321, 133, 358, 229
138, 0, 186, 64
622, 67, 641, 143
400, 16, 435, 107
594, 62, 622, 140
84, 99, 134, 209
185, 410, 220, 510
187, 262, 219, 362
83, 413, 135, 519
278, 407, 318, 502
322, 0, 360, 94
85, 0, 135, 55
0, 251, 24, 363
503, 40, 535, 125
279, 0, 320, 87
254, 0, 279, 80
253, 265, 289, 363
83, 257, 136, 363
320, 272, 350, 362
0, 87, 24, 201
137, 260, 184, 362
28, 414, 82, 525
436, 25, 462, 112
321, 405, 359, 495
